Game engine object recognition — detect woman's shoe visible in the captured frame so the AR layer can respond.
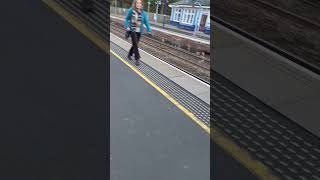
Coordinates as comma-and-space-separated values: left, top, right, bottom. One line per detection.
127, 54, 132, 60
135, 60, 140, 66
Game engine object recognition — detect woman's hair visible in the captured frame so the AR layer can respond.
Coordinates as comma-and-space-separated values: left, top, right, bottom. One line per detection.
132, 0, 143, 11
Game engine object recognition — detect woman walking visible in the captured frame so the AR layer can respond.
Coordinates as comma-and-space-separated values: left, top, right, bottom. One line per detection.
124, 0, 151, 66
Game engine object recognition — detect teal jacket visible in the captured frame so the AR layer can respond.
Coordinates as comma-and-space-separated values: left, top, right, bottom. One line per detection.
124, 8, 151, 33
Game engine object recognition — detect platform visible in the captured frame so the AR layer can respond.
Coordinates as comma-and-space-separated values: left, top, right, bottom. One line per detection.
41, 1, 304, 179
212, 20, 320, 179
109, 45, 256, 180
44, 0, 261, 179
0, 0, 260, 179
110, 53, 210, 179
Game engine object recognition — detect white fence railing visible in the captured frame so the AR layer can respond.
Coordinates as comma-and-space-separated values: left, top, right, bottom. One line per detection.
110, 7, 171, 24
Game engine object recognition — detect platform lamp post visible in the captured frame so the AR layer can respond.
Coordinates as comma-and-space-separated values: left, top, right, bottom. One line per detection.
114, 0, 117, 14
155, 0, 161, 23
162, 0, 168, 28
193, 1, 202, 36
147, 0, 151, 19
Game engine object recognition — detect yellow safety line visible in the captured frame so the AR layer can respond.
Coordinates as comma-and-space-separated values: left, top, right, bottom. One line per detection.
111, 50, 210, 134
43, 1, 280, 179
42, 0, 109, 54
211, 129, 279, 180
111, 51, 279, 180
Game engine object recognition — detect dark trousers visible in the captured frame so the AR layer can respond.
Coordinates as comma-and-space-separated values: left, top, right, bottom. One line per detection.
129, 31, 141, 60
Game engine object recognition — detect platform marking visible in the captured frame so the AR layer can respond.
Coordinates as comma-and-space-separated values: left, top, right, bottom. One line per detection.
111, 50, 210, 134
43, 1, 279, 179
111, 50, 279, 180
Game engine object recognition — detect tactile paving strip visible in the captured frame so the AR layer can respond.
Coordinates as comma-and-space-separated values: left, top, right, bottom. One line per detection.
211, 72, 320, 180
111, 42, 210, 127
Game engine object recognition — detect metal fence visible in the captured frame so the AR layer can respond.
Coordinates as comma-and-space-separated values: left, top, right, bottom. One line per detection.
110, 6, 171, 24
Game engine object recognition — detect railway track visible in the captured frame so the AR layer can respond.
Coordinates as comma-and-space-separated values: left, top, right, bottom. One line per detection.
143, 41, 209, 71
258, 0, 320, 24
110, 23, 210, 68
111, 22, 210, 83
142, 35, 210, 70
251, 0, 320, 29
143, 34, 210, 62
214, 0, 320, 74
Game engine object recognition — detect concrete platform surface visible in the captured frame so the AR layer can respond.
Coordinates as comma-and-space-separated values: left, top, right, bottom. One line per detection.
110, 33, 210, 105
213, 20, 320, 137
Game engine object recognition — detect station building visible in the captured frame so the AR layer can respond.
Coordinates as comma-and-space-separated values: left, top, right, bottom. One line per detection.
169, 0, 210, 34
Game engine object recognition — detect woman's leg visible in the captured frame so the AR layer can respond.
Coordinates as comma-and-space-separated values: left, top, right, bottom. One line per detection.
130, 32, 138, 57
131, 32, 141, 65
137, 32, 141, 42
128, 46, 134, 59
128, 32, 134, 59
134, 33, 141, 61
